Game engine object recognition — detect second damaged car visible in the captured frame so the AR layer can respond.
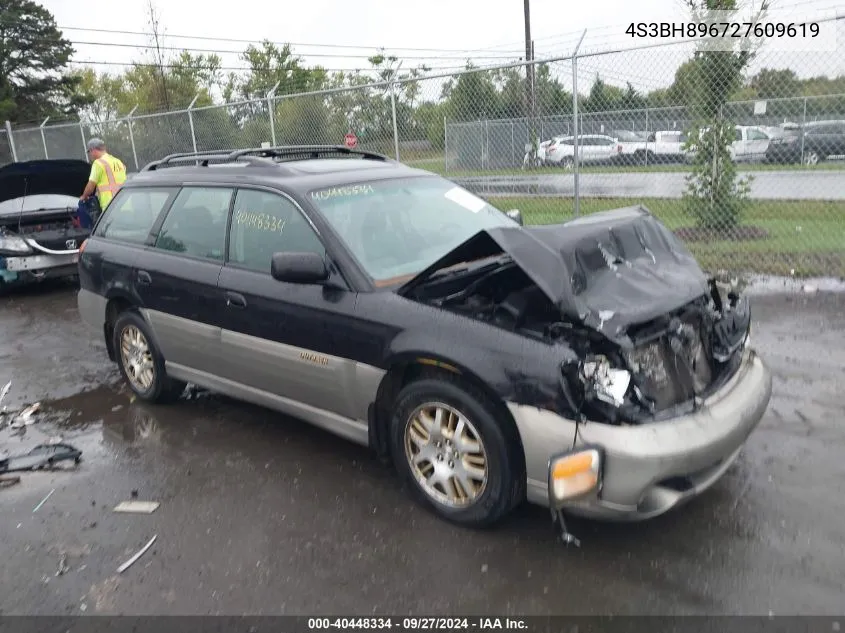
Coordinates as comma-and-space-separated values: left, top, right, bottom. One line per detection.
76, 146, 772, 536
0, 159, 92, 291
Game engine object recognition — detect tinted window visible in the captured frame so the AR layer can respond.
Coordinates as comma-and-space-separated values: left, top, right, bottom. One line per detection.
94, 187, 176, 245
748, 128, 768, 140
154, 187, 232, 260
228, 189, 325, 273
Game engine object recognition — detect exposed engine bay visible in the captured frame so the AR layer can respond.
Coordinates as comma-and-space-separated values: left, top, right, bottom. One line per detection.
400, 206, 752, 427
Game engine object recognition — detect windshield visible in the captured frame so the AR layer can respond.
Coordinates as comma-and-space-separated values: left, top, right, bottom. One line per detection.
0, 194, 78, 215
308, 176, 517, 285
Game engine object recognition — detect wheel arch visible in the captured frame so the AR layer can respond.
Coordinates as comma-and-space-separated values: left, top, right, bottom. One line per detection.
368, 353, 526, 478
103, 290, 141, 362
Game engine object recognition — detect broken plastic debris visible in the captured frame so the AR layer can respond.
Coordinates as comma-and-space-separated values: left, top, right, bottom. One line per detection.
56, 554, 69, 576
0, 475, 21, 489
117, 534, 157, 573
114, 501, 159, 514
32, 488, 55, 513
0, 380, 11, 410
0, 443, 82, 474
10, 402, 41, 429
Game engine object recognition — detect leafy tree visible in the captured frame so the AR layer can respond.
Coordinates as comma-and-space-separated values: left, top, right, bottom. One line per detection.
682, 0, 767, 233
583, 75, 624, 112
0, 0, 91, 122
750, 68, 801, 99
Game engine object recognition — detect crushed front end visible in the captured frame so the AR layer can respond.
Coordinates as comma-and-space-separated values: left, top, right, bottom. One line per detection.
398, 204, 773, 535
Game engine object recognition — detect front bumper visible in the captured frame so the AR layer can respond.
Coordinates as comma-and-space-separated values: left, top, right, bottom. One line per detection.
0, 251, 80, 284
507, 347, 772, 521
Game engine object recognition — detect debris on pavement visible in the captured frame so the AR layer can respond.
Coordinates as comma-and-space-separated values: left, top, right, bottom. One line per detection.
0, 380, 11, 410
117, 534, 157, 574
0, 442, 82, 474
8, 402, 42, 429
56, 553, 69, 576
0, 475, 21, 489
114, 501, 160, 514
32, 488, 55, 513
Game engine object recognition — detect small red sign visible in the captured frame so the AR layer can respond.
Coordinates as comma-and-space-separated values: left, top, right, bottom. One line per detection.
344, 133, 358, 148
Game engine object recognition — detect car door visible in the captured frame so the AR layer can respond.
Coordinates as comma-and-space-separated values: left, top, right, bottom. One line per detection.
216, 187, 361, 420
730, 127, 747, 161
85, 186, 179, 311
133, 185, 234, 372
746, 127, 770, 161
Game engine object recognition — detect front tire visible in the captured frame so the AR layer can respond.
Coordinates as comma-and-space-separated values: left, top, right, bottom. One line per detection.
389, 375, 524, 527
112, 311, 185, 404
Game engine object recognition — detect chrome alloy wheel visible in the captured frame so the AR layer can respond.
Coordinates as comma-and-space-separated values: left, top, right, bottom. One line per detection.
404, 402, 488, 508
120, 325, 155, 392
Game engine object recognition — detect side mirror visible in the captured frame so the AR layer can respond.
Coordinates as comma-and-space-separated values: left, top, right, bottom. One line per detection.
505, 209, 524, 226
270, 252, 329, 284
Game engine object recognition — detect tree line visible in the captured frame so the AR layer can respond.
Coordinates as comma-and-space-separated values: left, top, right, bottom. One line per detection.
3, 0, 844, 159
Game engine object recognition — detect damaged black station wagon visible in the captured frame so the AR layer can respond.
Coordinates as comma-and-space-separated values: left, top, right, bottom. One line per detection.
76, 146, 772, 540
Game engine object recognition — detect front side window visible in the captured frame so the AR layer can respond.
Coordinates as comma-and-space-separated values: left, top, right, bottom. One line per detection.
153, 187, 233, 260
94, 187, 177, 245
308, 176, 517, 285
228, 188, 325, 273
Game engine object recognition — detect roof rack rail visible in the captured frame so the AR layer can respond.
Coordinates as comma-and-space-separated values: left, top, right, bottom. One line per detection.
226, 145, 390, 163
141, 144, 391, 172
142, 149, 240, 171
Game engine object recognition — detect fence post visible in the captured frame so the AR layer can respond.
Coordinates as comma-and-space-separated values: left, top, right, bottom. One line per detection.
571, 29, 587, 218
267, 82, 280, 146
800, 96, 807, 164
187, 94, 199, 154
4, 120, 18, 162
644, 107, 650, 166
127, 105, 139, 170
39, 117, 50, 159
79, 121, 88, 159
390, 63, 403, 161
511, 121, 515, 168
443, 116, 448, 173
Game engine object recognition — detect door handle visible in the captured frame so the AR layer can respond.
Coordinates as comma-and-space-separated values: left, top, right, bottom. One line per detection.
225, 291, 247, 308
137, 270, 152, 285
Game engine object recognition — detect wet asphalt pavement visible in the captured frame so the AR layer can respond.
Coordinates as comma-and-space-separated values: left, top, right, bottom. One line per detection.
1, 279, 844, 616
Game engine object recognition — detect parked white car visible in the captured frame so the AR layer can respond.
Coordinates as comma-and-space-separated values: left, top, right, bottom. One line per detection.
541, 134, 621, 168
686, 125, 771, 163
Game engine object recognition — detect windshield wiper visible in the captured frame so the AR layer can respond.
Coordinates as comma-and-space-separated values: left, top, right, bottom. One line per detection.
429, 255, 510, 281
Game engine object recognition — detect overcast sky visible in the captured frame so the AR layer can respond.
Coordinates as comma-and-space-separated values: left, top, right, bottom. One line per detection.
38, 0, 845, 102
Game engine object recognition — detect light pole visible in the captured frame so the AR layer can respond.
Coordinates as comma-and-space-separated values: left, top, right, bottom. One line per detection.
524, 0, 537, 166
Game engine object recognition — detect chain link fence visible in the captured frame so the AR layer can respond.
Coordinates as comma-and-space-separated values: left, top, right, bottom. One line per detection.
4, 15, 844, 277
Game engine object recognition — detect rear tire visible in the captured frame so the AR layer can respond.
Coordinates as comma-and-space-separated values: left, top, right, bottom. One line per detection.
112, 311, 185, 404
389, 374, 524, 528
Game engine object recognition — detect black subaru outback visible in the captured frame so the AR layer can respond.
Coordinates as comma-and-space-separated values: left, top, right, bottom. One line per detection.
77, 146, 770, 535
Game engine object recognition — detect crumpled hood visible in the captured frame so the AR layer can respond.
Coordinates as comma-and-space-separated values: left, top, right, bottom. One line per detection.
0, 159, 90, 210
399, 205, 710, 340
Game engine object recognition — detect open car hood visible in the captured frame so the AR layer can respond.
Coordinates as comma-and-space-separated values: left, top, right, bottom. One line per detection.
0, 159, 90, 208
398, 205, 710, 339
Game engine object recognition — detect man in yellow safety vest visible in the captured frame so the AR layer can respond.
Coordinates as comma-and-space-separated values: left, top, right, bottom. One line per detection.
79, 138, 127, 210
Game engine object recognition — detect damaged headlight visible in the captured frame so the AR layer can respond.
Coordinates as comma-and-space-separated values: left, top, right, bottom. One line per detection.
0, 234, 32, 255
580, 355, 631, 407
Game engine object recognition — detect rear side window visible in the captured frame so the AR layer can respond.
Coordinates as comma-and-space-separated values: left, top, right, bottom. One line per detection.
154, 187, 233, 261
94, 187, 176, 245
227, 188, 325, 273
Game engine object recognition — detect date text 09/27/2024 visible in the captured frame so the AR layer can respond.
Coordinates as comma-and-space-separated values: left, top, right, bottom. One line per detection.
307, 617, 528, 631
